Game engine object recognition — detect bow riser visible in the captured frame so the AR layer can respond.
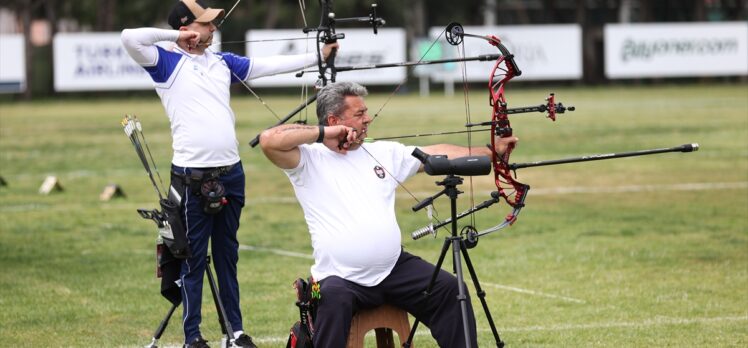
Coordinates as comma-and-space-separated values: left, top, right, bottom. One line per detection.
486, 45, 528, 211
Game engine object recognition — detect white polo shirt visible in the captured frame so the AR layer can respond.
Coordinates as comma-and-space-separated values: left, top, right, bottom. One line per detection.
284, 142, 422, 286
121, 28, 316, 167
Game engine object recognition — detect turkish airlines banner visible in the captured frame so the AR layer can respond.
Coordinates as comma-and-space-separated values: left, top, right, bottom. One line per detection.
604, 22, 748, 78
0, 34, 26, 93
53, 32, 220, 91
426, 24, 583, 82
246, 28, 406, 87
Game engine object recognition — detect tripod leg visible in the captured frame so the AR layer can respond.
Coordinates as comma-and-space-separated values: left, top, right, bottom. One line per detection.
461, 241, 504, 348
205, 256, 235, 346
451, 237, 474, 348
402, 238, 453, 348
145, 303, 179, 348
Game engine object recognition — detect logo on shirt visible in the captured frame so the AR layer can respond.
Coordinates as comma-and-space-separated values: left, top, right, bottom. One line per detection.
373, 165, 386, 179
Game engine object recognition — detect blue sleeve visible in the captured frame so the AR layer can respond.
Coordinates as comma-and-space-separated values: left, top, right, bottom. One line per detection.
143, 46, 183, 83
217, 52, 251, 83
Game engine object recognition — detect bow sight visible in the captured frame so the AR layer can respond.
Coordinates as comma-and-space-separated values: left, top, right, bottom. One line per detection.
304, 2, 385, 86
466, 93, 576, 128
302, 3, 385, 38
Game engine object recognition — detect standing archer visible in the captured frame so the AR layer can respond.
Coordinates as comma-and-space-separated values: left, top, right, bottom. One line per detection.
259, 82, 518, 347
121, 1, 337, 347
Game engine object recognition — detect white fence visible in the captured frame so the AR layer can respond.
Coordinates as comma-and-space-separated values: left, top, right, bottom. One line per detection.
0, 34, 26, 93
2, 23, 744, 93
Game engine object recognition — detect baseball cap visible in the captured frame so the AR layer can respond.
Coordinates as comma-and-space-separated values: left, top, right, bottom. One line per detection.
168, 0, 225, 29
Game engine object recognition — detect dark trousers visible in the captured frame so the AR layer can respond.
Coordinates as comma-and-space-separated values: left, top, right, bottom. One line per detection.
313, 251, 478, 348
171, 163, 246, 343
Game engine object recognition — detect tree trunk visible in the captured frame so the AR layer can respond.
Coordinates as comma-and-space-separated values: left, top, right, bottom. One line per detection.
543, 0, 558, 23
404, 0, 426, 46
619, 0, 632, 23
264, 0, 280, 29
19, 1, 34, 99
577, 0, 598, 84
693, 0, 705, 21
44, 0, 57, 96
513, 0, 530, 24
96, 0, 116, 31
484, 0, 497, 26
639, 0, 652, 21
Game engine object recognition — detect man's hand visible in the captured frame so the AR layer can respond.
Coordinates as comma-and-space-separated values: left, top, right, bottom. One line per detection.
177, 30, 201, 52
494, 136, 519, 156
322, 125, 357, 154
321, 42, 339, 61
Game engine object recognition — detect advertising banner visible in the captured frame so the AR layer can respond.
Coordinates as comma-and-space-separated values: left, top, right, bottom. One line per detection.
0, 34, 26, 93
604, 22, 748, 78
53, 32, 221, 91
425, 24, 583, 82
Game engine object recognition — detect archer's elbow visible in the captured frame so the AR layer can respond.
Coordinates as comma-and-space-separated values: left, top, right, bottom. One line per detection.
258, 129, 276, 153
120, 29, 133, 46
258, 129, 301, 169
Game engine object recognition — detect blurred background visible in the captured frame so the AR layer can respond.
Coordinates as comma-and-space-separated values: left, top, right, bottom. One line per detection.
1, 2, 746, 346
1, 0, 746, 100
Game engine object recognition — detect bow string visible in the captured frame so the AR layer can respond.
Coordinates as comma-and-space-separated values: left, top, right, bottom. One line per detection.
403, 23, 577, 242
245, 0, 385, 146
217, 3, 572, 239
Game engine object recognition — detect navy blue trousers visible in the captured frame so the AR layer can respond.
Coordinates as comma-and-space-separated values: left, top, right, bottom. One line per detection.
313, 251, 478, 348
171, 163, 245, 343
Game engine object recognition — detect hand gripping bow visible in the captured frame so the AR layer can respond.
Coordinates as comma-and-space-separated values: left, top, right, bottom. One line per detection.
412, 23, 575, 242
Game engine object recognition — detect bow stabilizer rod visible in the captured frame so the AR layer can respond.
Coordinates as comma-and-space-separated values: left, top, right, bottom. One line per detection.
509, 143, 699, 170
295, 54, 501, 77
411, 192, 501, 240
466, 93, 575, 127
332, 4, 385, 32
302, 4, 384, 35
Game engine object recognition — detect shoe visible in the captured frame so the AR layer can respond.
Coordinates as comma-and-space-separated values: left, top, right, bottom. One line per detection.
233, 333, 258, 348
184, 336, 210, 348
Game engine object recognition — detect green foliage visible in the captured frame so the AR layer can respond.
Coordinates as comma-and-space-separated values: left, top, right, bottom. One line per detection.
0, 84, 746, 347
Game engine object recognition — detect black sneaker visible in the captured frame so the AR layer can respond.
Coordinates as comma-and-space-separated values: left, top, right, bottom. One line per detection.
233, 333, 258, 348
185, 336, 210, 348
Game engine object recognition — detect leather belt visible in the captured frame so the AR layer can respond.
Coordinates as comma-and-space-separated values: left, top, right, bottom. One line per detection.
172, 163, 236, 183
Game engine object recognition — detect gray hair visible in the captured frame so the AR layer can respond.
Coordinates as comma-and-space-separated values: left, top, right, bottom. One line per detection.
316, 82, 368, 125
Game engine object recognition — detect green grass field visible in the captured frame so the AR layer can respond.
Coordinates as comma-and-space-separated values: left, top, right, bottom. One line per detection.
1, 83, 747, 347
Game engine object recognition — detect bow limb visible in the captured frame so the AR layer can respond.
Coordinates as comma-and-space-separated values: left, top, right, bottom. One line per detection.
216, 0, 242, 28
316, 0, 338, 85
487, 41, 526, 209
486, 32, 532, 233
474, 203, 524, 237
441, 23, 531, 237
247, 2, 386, 147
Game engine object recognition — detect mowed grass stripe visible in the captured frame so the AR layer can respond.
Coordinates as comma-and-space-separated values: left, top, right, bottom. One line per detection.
0, 83, 745, 347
